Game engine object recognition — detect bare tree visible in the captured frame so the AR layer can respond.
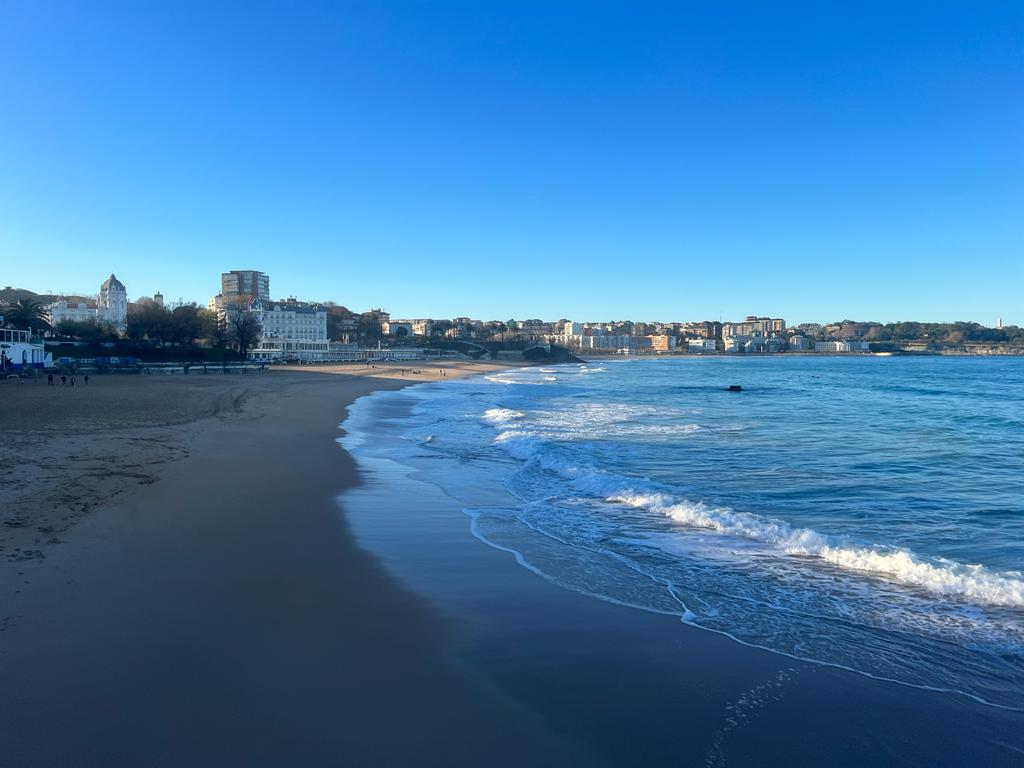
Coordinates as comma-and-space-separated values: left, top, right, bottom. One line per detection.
228, 313, 262, 361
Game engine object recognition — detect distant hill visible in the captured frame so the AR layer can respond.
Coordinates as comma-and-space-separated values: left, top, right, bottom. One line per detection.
1, 286, 92, 305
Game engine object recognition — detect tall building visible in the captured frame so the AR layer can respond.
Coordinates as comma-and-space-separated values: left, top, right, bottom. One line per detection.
209, 270, 270, 318
723, 316, 785, 339
221, 270, 269, 301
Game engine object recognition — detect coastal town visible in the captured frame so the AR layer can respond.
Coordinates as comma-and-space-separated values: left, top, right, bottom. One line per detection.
1, 268, 1021, 373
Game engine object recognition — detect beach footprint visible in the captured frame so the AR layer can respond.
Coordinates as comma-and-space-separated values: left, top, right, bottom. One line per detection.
705, 666, 806, 767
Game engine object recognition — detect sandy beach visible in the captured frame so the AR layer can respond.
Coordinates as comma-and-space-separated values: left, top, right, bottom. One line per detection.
0, 361, 603, 766
4, 359, 1023, 766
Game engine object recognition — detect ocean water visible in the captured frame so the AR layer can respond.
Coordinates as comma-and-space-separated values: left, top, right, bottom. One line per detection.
341, 357, 1024, 709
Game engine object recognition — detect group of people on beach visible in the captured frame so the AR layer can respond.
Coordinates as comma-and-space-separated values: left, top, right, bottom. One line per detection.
395, 368, 447, 377
47, 373, 89, 387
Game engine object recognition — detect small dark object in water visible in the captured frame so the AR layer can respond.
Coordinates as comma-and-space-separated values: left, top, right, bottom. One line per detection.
726, 385, 742, 392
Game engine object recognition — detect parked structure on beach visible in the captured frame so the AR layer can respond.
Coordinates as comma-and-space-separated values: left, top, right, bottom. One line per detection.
0, 327, 53, 372
46, 273, 129, 332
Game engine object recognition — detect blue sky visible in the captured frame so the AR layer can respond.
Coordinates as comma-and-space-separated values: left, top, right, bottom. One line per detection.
1, 1, 1020, 324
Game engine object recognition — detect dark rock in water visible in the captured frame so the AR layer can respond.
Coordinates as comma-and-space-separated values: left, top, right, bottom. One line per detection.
726, 384, 743, 392
523, 344, 586, 364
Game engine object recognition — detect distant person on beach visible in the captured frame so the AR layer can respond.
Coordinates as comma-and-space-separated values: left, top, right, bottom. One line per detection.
47, 373, 53, 385
70, 376, 76, 387
60, 375, 66, 385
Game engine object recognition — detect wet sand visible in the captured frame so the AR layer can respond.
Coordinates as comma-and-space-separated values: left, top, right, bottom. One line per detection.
0, 361, 603, 766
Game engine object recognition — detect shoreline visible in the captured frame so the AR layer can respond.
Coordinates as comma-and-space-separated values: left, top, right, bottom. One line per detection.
337, 361, 1024, 766
0, 361, 603, 766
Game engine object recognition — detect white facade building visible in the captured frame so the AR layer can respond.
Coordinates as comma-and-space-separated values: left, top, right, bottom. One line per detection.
815, 340, 871, 353
411, 319, 433, 336
0, 328, 53, 371
47, 300, 98, 325
47, 273, 128, 332
789, 335, 809, 351
687, 338, 718, 352
249, 300, 330, 362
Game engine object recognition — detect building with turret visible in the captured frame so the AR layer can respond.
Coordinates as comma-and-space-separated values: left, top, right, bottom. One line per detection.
47, 273, 129, 332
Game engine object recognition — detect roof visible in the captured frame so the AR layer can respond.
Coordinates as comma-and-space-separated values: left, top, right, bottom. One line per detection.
101, 273, 126, 293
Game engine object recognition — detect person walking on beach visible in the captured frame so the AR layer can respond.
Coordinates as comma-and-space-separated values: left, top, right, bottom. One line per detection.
70, 376, 76, 387
84, 374, 89, 385
60, 375, 66, 385
47, 373, 53, 386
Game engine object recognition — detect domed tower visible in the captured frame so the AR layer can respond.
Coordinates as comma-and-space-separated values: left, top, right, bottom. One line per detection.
99, 273, 128, 332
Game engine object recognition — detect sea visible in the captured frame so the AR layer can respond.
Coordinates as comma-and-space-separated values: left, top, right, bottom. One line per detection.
341, 356, 1024, 710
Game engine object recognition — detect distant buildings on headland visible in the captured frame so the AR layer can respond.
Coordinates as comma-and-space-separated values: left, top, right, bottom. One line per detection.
4, 268, 1021, 364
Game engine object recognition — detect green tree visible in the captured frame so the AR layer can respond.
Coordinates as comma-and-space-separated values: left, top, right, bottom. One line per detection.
169, 304, 204, 346
3, 299, 50, 332
55, 319, 118, 343
431, 319, 453, 338
357, 311, 386, 344
127, 302, 173, 344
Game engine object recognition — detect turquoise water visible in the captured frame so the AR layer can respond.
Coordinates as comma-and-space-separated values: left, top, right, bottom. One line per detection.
342, 357, 1024, 709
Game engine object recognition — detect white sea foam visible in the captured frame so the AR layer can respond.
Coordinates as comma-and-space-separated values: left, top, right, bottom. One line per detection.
482, 405, 1024, 609
482, 407, 525, 426
487, 402, 704, 444
484, 375, 546, 385
608, 492, 1024, 608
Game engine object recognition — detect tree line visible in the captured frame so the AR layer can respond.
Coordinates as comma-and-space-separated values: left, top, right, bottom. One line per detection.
857, 322, 1024, 346
0, 298, 262, 360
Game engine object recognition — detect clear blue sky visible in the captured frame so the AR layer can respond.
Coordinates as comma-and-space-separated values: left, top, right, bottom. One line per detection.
1, 1, 1020, 325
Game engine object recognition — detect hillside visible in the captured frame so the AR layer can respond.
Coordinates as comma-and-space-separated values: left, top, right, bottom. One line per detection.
1, 286, 92, 305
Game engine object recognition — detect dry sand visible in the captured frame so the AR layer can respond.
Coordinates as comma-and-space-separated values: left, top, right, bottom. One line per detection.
0, 360, 603, 766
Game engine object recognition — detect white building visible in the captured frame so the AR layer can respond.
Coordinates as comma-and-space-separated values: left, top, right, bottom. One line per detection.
815, 340, 871, 353
249, 300, 330, 362
47, 273, 128, 332
687, 338, 718, 353
47, 299, 98, 325
411, 319, 433, 336
0, 328, 52, 371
